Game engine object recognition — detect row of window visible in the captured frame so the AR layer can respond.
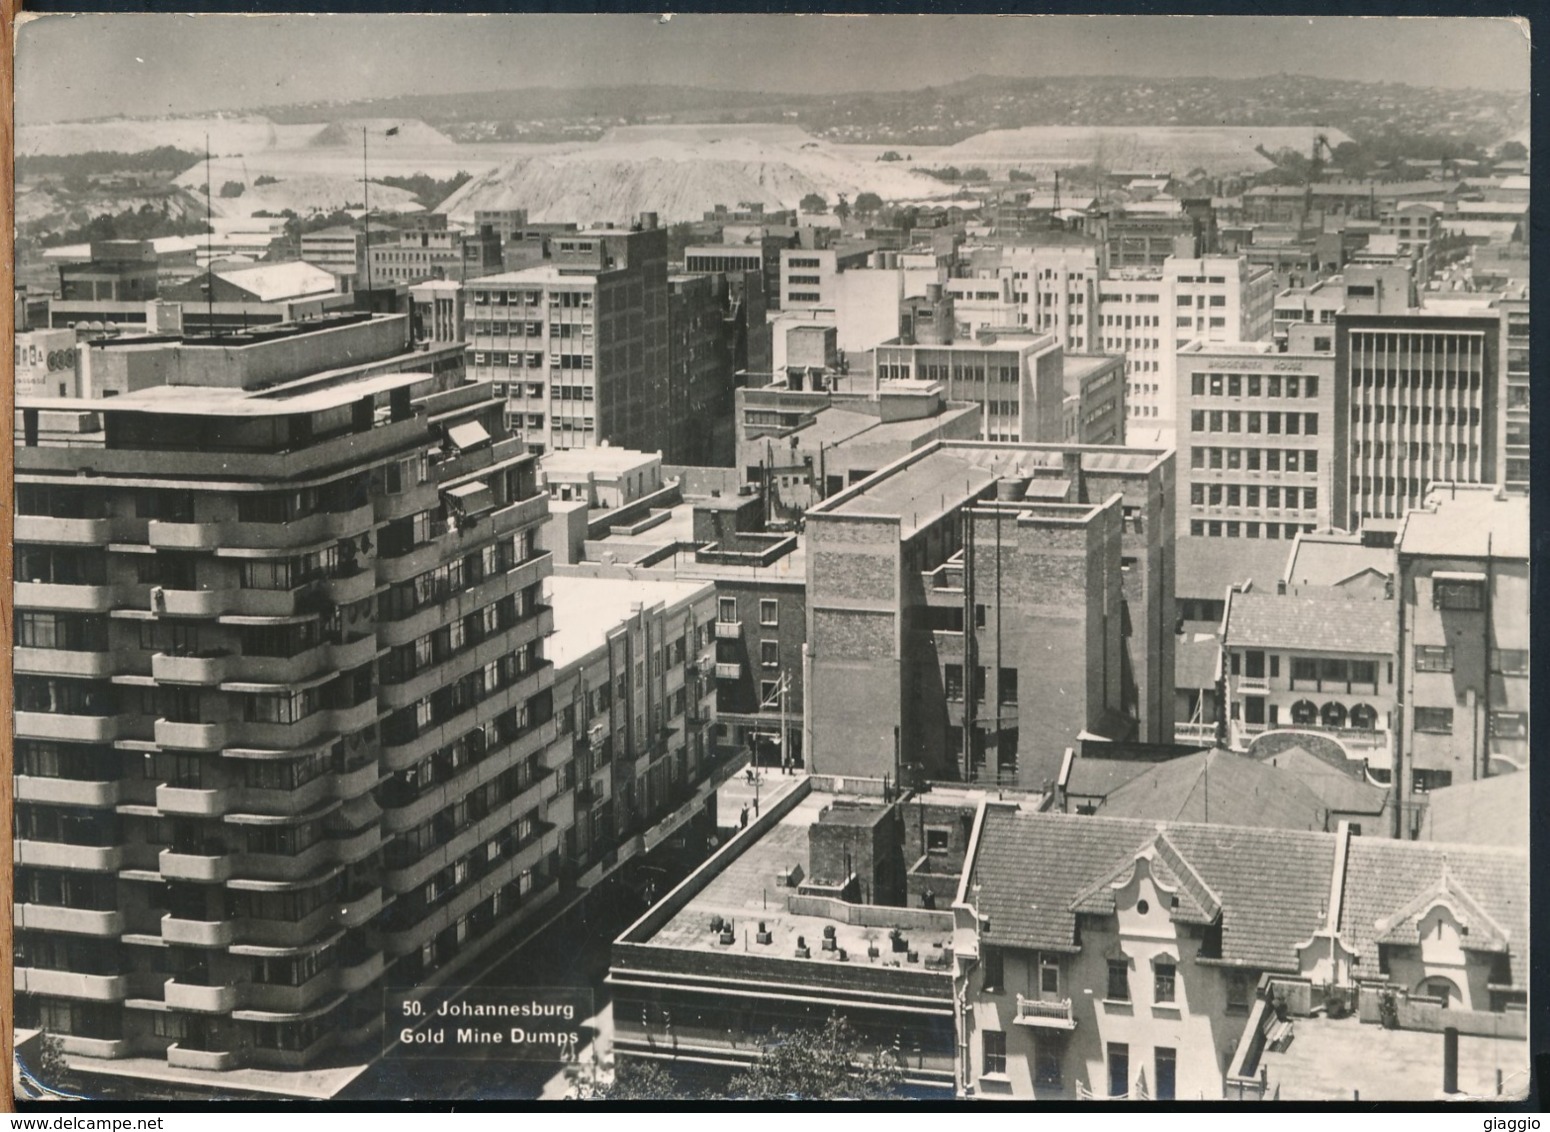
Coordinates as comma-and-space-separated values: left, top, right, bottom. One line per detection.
472, 352, 595, 370
1414, 707, 1527, 739
942, 664, 1019, 704
1350, 404, 1482, 427
1190, 372, 1321, 399
1189, 484, 1318, 511
1188, 447, 1320, 473
1191, 409, 1320, 436
1414, 646, 1528, 675
1190, 520, 1315, 540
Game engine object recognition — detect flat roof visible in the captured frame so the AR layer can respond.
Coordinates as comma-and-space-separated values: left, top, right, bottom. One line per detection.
19, 369, 428, 417
640, 790, 955, 958
545, 574, 713, 670
1061, 354, 1120, 385
465, 266, 595, 286
541, 446, 660, 478
1285, 531, 1394, 589
1398, 487, 1529, 560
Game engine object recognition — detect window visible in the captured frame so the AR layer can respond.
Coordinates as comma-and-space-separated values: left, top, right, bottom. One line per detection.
1414, 707, 1454, 734
998, 667, 1018, 705
1492, 648, 1529, 675
1490, 712, 1527, 740
1415, 646, 1453, 672
982, 1030, 1007, 1077
759, 599, 778, 627
1226, 969, 1255, 1012
718, 597, 738, 623
760, 640, 779, 668
1154, 961, 1176, 1004
926, 827, 951, 854
945, 663, 964, 701
1035, 1046, 1062, 1090
982, 946, 1004, 991
1434, 578, 1483, 611
1039, 954, 1060, 995
1106, 959, 1130, 1002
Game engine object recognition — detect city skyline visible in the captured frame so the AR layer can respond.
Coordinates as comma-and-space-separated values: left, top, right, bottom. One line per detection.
16, 13, 1531, 125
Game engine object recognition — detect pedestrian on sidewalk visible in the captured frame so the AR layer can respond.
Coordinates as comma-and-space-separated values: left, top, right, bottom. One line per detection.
740, 804, 749, 829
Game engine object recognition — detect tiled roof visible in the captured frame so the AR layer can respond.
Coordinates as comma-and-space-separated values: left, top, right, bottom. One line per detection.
1176, 536, 1290, 603
1339, 839, 1529, 988
1098, 748, 1332, 832
1064, 757, 1155, 799
1223, 590, 1395, 655
1175, 631, 1221, 689
1257, 745, 1389, 816
968, 810, 1336, 972
1285, 534, 1395, 590
1419, 774, 1529, 848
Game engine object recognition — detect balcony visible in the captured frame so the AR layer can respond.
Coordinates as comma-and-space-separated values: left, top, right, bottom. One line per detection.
156, 784, 235, 818
14, 903, 123, 936
1236, 676, 1270, 694
714, 620, 743, 640
337, 951, 386, 995
14, 515, 113, 545
319, 568, 378, 607
156, 588, 234, 617
159, 848, 234, 883
155, 719, 229, 751
13, 647, 114, 678
148, 520, 225, 551
1014, 995, 1077, 1030
13, 582, 117, 612
161, 914, 237, 947
165, 978, 239, 1013
15, 839, 124, 872
14, 711, 120, 743
335, 886, 385, 929
15, 776, 120, 807
1173, 722, 1217, 747
152, 651, 231, 685
15, 968, 127, 1001
167, 1044, 240, 1072
714, 662, 743, 681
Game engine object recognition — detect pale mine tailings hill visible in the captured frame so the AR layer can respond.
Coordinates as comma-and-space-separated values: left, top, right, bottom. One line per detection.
931, 125, 1355, 176
440, 125, 952, 225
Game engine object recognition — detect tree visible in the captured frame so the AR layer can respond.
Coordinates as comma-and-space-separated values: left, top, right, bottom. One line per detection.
833, 194, 851, 222
723, 1014, 903, 1101
799, 192, 828, 214
1007, 168, 1036, 183
853, 191, 884, 216
219, 180, 245, 198
878, 151, 902, 162
1495, 139, 1528, 163
35, 1029, 75, 1092
588, 1060, 686, 1101
963, 167, 989, 182
254, 174, 281, 187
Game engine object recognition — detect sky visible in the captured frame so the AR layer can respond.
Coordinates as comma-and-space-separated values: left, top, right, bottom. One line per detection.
16, 13, 1531, 125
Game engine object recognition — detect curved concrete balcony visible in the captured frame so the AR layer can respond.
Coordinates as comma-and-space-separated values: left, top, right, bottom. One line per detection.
15, 711, 120, 743
332, 698, 381, 736
156, 784, 235, 818
326, 632, 380, 673
161, 914, 237, 947
336, 951, 385, 995
334, 886, 386, 930
238, 904, 336, 949
166, 1044, 240, 1071
15, 515, 113, 545
13, 582, 118, 612
376, 539, 446, 585
15, 968, 128, 1001
164, 978, 239, 1013
147, 520, 225, 551
15, 776, 121, 807
329, 825, 382, 868
155, 718, 230, 751
157, 588, 234, 618
59, 1036, 133, 1060
14, 903, 123, 936
333, 758, 382, 800
159, 848, 235, 883
15, 839, 124, 872
319, 568, 378, 607
222, 644, 330, 686
13, 647, 115, 678
152, 651, 231, 685
241, 971, 336, 1014
375, 480, 440, 523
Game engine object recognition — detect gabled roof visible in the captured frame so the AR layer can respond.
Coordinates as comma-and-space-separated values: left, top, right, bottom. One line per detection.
1068, 831, 1222, 927
1257, 745, 1389, 816
1372, 867, 1509, 953
1223, 589, 1395, 655
213, 261, 340, 303
1339, 839, 1528, 988
1096, 748, 1332, 832
968, 810, 1336, 973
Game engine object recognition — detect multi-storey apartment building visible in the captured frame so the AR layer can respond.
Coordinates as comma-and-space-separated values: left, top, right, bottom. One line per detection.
1338, 309, 1502, 525
464, 217, 670, 457
1497, 297, 1528, 493
957, 808, 1528, 1100
805, 440, 1174, 790
1393, 486, 1528, 837
874, 330, 1065, 444
1219, 586, 1398, 774
13, 320, 558, 1076
543, 576, 724, 881
1175, 333, 1341, 540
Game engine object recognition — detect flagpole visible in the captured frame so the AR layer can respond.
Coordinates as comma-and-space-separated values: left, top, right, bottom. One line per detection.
362, 127, 373, 297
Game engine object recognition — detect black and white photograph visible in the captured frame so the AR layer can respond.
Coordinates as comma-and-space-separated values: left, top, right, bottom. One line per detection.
8, 11, 1534, 1108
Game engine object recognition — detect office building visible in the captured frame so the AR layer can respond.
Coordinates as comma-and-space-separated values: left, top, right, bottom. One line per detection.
1061, 354, 1126, 446
464, 216, 670, 457
805, 440, 1175, 790
365, 215, 503, 287
1393, 486, 1528, 837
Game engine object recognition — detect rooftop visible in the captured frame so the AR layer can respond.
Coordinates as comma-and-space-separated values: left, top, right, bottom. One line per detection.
211, 261, 341, 302
1061, 353, 1120, 388
544, 574, 712, 670
20, 368, 427, 417
642, 790, 955, 962
1224, 589, 1395, 655
1398, 487, 1529, 561
1095, 748, 1334, 831
466, 266, 595, 286
1176, 536, 1292, 603
1254, 745, 1388, 817
1175, 630, 1222, 689
1284, 531, 1394, 590
1419, 774, 1529, 850
541, 446, 661, 478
